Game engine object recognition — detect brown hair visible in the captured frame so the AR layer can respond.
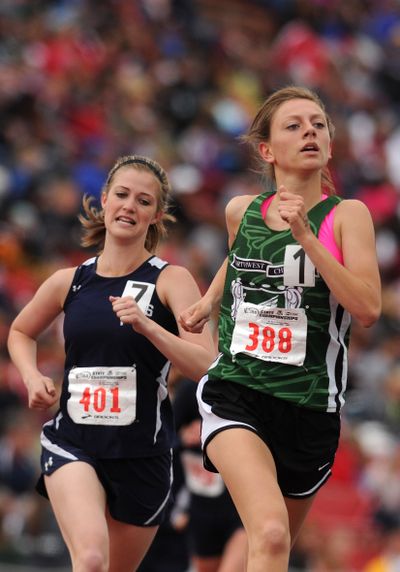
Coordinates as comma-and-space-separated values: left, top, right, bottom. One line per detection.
240, 86, 336, 195
79, 155, 176, 252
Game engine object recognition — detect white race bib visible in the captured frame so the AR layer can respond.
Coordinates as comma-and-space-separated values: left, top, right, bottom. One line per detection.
283, 245, 315, 287
230, 303, 307, 366
67, 366, 137, 425
121, 281, 155, 314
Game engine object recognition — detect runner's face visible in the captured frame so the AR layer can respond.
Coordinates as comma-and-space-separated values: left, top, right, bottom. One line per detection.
260, 98, 332, 175
102, 167, 160, 241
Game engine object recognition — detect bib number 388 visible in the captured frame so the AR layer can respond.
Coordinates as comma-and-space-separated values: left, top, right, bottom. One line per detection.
230, 303, 307, 366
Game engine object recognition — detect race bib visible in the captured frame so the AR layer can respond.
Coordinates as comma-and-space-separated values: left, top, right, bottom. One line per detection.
67, 366, 137, 425
230, 303, 307, 366
121, 281, 155, 314
283, 245, 315, 287
181, 451, 225, 497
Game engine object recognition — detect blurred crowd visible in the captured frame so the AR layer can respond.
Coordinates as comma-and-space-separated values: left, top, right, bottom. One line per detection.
0, 0, 400, 570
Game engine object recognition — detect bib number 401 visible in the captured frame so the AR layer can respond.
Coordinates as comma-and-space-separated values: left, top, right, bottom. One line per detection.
67, 366, 137, 425
79, 386, 121, 413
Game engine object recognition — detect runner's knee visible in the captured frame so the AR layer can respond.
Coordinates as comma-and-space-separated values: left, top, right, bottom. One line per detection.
249, 518, 290, 559
72, 546, 108, 572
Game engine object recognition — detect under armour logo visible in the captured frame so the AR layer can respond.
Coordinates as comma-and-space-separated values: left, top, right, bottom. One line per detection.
44, 457, 54, 472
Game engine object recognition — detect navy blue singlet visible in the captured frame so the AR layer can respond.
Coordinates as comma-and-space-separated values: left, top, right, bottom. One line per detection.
43, 255, 178, 459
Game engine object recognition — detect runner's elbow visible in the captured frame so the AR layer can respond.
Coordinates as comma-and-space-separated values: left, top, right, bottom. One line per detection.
356, 304, 381, 328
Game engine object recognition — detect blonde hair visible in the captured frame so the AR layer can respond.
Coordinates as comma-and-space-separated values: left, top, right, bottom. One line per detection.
79, 155, 176, 252
241, 86, 336, 195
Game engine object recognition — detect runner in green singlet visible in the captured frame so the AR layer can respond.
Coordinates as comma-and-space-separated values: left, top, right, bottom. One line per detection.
179, 86, 381, 572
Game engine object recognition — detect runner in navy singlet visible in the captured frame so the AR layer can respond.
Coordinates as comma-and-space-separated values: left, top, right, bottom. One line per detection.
7, 155, 216, 572
179, 87, 381, 571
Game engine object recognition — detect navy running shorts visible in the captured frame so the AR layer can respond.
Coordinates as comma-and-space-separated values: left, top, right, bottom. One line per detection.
36, 434, 173, 526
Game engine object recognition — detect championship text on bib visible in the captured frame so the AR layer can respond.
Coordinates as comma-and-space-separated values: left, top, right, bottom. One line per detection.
67, 366, 137, 425
230, 302, 308, 366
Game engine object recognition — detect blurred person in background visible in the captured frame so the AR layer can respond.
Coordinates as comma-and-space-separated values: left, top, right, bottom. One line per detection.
137, 367, 191, 572
7, 155, 215, 572
180, 85, 381, 571
173, 377, 247, 572
0, 407, 40, 555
